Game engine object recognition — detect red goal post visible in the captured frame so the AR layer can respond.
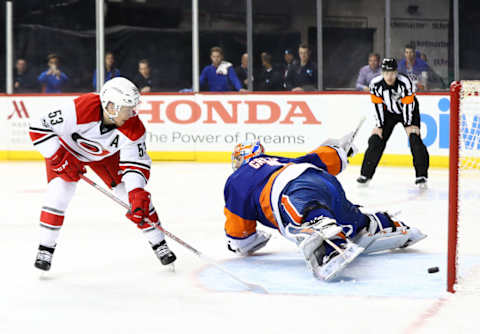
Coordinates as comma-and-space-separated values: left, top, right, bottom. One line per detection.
448, 81, 480, 293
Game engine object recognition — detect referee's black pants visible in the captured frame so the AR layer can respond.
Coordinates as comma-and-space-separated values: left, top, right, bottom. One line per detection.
360, 111, 430, 179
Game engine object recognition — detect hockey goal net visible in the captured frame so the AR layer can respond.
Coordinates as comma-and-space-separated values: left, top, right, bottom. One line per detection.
448, 81, 480, 293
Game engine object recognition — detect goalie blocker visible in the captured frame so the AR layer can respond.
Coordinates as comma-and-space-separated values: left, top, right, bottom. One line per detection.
224, 133, 426, 281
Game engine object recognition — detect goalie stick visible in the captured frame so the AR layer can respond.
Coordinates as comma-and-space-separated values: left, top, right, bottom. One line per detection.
345, 116, 366, 155
79, 174, 268, 294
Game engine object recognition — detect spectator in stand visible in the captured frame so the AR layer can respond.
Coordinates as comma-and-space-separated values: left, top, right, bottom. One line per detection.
235, 53, 249, 89
285, 44, 317, 91
93, 51, 121, 91
419, 52, 427, 63
398, 45, 429, 91
133, 59, 156, 93
282, 48, 299, 89
356, 53, 381, 91
417, 52, 447, 90
14, 58, 38, 93
38, 54, 69, 93
255, 52, 283, 91
200, 46, 246, 92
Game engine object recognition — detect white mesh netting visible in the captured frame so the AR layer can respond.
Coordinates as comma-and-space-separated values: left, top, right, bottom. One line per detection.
459, 81, 480, 170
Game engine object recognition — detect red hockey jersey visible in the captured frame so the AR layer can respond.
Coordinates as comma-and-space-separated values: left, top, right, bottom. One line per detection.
29, 93, 151, 189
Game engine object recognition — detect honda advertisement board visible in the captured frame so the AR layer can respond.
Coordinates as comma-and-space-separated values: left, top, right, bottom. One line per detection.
0, 92, 450, 166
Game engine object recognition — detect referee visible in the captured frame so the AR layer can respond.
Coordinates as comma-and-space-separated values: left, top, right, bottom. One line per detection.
357, 58, 430, 187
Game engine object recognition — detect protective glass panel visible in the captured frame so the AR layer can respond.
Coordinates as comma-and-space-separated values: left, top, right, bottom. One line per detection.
197, 0, 246, 92
13, 1, 95, 93
322, 0, 383, 91
1, 2, 6, 92
252, 0, 313, 92
105, 0, 192, 92
391, 0, 451, 91
459, 1, 480, 81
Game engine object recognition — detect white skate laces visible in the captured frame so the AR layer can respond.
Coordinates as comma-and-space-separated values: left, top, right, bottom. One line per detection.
152, 240, 176, 269
154, 243, 171, 258
36, 250, 53, 263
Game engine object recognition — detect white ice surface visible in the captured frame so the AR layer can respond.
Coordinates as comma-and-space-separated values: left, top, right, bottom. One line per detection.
0, 161, 479, 334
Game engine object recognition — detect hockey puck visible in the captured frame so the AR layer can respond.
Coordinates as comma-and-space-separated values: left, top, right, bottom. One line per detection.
428, 267, 439, 274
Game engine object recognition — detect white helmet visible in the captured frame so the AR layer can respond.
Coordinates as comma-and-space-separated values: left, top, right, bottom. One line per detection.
100, 77, 140, 118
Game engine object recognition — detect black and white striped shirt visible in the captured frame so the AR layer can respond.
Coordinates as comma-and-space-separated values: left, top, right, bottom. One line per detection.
369, 73, 417, 127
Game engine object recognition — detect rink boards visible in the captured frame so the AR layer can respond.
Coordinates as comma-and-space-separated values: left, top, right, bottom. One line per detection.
0, 92, 452, 167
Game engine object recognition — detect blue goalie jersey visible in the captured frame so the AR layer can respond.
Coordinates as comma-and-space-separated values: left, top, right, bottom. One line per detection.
223, 146, 346, 240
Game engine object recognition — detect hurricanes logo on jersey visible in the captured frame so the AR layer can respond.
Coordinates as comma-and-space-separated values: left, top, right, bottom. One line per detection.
71, 133, 110, 157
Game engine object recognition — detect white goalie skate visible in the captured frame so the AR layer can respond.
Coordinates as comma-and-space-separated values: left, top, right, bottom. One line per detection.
354, 213, 427, 254
290, 217, 364, 281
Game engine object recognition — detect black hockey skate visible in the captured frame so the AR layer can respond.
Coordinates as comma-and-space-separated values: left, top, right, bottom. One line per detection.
34, 245, 55, 271
415, 176, 428, 189
356, 175, 371, 185
152, 240, 176, 265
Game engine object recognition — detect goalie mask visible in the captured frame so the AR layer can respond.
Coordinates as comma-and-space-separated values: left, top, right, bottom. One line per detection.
231, 140, 265, 171
100, 77, 140, 121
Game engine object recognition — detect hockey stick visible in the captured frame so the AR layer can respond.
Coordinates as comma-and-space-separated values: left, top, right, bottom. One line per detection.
79, 174, 268, 294
345, 116, 366, 154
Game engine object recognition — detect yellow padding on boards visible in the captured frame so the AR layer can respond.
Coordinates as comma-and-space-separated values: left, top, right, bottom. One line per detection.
0, 150, 450, 168
0, 151, 43, 160
152, 152, 449, 168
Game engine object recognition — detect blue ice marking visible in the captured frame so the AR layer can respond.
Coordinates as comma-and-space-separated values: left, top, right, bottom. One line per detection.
197, 252, 480, 298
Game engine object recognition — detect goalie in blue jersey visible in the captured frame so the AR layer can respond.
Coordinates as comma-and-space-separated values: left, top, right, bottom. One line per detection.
223, 135, 426, 281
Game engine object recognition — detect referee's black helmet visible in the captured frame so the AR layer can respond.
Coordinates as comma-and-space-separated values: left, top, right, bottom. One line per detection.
381, 58, 398, 71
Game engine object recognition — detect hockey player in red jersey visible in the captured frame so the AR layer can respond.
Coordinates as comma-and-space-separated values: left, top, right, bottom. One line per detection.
29, 77, 176, 271
223, 137, 426, 281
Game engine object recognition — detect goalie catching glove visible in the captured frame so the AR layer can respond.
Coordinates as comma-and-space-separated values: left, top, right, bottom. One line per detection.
321, 131, 359, 158
126, 188, 151, 224
46, 146, 86, 182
